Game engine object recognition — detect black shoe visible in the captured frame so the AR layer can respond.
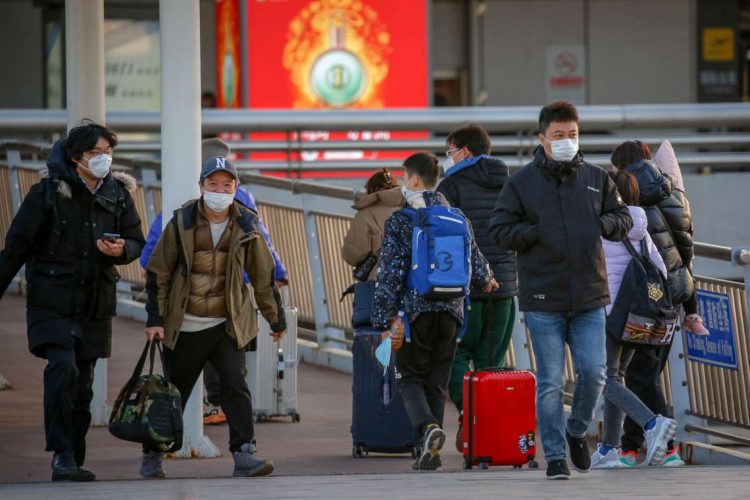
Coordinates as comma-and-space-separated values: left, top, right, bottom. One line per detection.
546, 459, 571, 480
413, 423, 445, 471
566, 431, 591, 473
51, 452, 96, 482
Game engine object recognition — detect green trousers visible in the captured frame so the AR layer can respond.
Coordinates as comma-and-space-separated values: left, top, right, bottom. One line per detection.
448, 297, 516, 412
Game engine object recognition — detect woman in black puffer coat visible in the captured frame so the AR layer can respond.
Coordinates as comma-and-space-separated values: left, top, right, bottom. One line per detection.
610, 140, 707, 465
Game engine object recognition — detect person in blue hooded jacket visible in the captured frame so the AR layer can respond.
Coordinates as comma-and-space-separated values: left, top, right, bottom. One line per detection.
436, 124, 513, 452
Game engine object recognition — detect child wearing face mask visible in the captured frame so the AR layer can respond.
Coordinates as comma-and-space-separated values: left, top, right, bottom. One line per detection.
371, 152, 496, 472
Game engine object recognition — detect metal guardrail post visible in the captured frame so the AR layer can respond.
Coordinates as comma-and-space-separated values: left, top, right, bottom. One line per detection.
140, 167, 159, 224
668, 329, 710, 454
90, 359, 110, 426
510, 307, 532, 371
301, 194, 346, 347
6, 149, 23, 212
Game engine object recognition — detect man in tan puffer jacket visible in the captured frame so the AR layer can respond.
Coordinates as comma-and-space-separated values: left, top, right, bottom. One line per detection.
142, 156, 285, 480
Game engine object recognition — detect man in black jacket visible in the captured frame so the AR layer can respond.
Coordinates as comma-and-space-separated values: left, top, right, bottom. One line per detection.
0, 122, 145, 482
489, 101, 632, 480
436, 124, 513, 451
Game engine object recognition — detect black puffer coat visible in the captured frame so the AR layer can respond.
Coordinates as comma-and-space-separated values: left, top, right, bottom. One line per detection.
625, 159, 694, 304
437, 156, 517, 299
0, 139, 145, 358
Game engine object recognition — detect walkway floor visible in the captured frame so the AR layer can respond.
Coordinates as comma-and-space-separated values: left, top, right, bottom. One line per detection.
2, 292, 750, 498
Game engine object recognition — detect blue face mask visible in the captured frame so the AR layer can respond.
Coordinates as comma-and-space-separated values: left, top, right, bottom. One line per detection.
375, 336, 392, 371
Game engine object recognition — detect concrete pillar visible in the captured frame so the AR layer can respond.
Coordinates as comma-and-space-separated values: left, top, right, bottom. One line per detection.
159, 0, 219, 459
65, 0, 110, 425
64, 0, 105, 129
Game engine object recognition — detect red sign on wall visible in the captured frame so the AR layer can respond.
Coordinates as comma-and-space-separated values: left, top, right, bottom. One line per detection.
246, 0, 428, 110
217, 0, 429, 178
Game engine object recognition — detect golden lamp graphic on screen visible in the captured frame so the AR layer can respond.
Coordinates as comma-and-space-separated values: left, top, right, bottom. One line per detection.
282, 0, 392, 109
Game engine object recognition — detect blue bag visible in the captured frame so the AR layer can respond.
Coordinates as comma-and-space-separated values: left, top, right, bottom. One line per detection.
402, 206, 472, 299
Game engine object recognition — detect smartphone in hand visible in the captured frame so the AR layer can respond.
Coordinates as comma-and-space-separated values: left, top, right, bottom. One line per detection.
102, 232, 120, 243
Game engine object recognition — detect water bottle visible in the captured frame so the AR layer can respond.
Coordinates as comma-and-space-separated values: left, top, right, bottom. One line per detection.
391, 311, 405, 351
277, 348, 285, 380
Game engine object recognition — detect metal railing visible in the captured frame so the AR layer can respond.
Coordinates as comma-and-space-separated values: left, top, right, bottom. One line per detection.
2, 140, 750, 464
2, 102, 749, 175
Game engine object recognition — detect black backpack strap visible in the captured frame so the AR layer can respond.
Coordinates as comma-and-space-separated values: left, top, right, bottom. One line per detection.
171, 210, 188, 277
622, 239, 647, 263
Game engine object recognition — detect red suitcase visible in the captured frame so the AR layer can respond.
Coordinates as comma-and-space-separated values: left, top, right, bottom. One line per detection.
461, 368, 539, 470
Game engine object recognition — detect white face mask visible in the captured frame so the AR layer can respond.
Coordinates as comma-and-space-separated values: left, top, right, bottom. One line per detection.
547, 138, 579, 162
203, 191, 234, 212
443, 155, 455, 172
82, 154, 112, 178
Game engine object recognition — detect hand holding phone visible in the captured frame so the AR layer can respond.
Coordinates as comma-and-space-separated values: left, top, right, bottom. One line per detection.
97, 233, 124, 257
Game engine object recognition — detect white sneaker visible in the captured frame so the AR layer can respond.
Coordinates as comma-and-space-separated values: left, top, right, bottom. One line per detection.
591, 444, 626, 469
643, 415, 677, 466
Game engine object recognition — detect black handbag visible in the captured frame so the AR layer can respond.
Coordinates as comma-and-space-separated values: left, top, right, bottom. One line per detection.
109, 339, 183, 452
353, 253, 378, 282
341, 280, 377, 329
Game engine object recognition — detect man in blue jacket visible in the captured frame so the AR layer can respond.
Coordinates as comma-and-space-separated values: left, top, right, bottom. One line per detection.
139, 139, 288, 425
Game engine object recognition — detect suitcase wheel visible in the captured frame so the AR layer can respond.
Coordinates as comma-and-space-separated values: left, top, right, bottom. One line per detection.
528, 458, 539, 469
479, 462, 489, 471
352, 445, 368, 458
291, 412, 301, 423
513, 465, 522, 469
462, 459, 473, 471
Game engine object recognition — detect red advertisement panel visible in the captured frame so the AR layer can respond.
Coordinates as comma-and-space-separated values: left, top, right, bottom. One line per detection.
216, 0, 241, 108
244, 0, 429, 178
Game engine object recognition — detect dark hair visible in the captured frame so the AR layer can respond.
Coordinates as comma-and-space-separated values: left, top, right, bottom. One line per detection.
365, 168, 397, 194
538, 100, 579, 134
446, 124, 491, 156
609, 170, 640, 206
403, 152, 439, 189
202, 91, 217, 108
610, 140, 653, 170
65, 119, 118, 161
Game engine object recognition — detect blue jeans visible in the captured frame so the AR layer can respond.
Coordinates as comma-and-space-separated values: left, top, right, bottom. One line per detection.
525, 308, 606, 462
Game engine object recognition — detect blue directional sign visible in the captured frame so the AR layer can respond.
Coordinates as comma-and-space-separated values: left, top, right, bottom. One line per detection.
685, 290, 738, 370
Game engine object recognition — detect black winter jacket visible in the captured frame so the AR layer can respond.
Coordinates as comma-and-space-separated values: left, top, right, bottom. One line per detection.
0, 139, 145, 358
625, 159, 694, 304
437, 156, 517, 300
489, 147, 632, 312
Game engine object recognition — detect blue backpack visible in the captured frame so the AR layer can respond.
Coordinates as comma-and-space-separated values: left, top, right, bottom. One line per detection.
402, 205, 473, 299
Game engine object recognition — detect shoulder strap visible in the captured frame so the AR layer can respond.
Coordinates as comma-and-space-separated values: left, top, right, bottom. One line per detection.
171, 210, 188, 277
622, 238, 646, 263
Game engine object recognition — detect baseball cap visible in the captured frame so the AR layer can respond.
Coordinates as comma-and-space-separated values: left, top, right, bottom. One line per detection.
200, 156, 240, 181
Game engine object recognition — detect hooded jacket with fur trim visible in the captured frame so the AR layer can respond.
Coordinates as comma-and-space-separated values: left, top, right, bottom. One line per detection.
0, 138, 145, 358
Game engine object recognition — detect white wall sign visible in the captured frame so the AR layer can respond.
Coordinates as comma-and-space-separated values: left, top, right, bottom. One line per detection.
546, 45, 586, 104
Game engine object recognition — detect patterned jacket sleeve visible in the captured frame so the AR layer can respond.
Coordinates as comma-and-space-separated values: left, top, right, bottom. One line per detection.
371, 213, 410, 330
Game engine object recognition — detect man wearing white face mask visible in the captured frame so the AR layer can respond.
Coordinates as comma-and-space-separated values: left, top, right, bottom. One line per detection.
489, 101, 632, 480
143, 156, 286, 479
0, 121, 145, 482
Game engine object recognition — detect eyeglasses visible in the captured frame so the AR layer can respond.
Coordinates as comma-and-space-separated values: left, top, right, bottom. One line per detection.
85, 148, 113, 157
445, 148, 460, 157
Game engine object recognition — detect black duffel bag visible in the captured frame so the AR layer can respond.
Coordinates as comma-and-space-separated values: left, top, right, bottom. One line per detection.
109, 339, 183, 452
